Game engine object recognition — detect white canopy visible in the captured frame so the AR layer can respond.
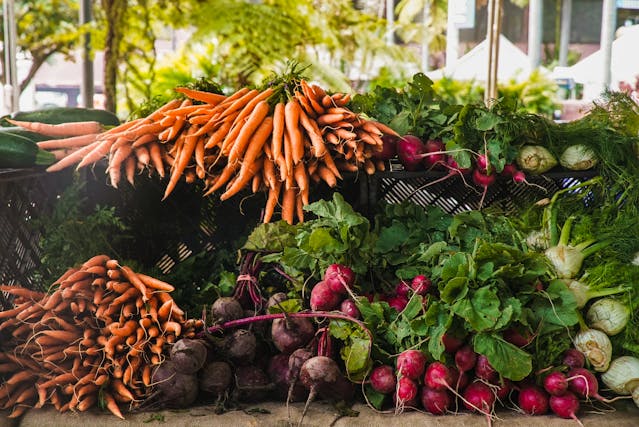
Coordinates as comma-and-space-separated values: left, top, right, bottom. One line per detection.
427, 34, 546, 83
560, 25, 639, 87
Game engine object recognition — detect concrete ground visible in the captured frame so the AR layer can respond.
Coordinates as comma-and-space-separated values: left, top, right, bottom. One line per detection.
2, 400, 638, 427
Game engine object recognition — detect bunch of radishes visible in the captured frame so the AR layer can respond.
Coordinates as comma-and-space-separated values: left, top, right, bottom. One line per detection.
368, 343, 599, 422
309, 263, 360, 318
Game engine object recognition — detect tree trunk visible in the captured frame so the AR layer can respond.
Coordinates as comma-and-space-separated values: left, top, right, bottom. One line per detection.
102, 0, 127, 114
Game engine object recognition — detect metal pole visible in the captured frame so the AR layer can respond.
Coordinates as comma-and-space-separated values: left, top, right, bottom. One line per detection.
600, 0, 616, 91
3, 0, 20, 113
421, 2, 430, 72
386, 0, 394, 45
446, 0, 460, 68
558, 0, 572, 67
80, 0, 94, 108
528, 0, 543, 69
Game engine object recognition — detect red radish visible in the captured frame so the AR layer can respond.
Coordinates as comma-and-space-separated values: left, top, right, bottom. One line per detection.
396, 135, 426, 171
424, 362, 453, 391
395, 280, 411, 297
447, 155, 472, 174
567, 367, 607, 402
339, 299, 360, 318
495, 378, 513, 401
310, 281, 341, 311
395, 376, 418, 405
387, 295, 408, 312
543, 371, 569, 396
454, 344, 477, 374
323, 264, 355, 295
549, 391, 583, 424
420, 386, 453, 415
422, 139, 446, 170
370, 364, 396, 394
475, 153, 493, 173
442, 333, 464, 353
518, 385, 549, 415
450, 366, 470, 391
411, 275, 431, 295
472, 168, 496, 209
475, 354, 497, 383
373, 134, 399, 161
563, 348, 585, 369
462, 381, 496, 413
503, 327, 533, 347
501, 162, 518, 177
396, 349, 427, 380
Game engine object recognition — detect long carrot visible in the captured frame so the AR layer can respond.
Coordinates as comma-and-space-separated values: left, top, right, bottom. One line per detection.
217, 89, 259, 122
174, 87, 226, 105
226, 100, 270, 165
75, 137, 118, 169
284, 100, 304, 165
102, 391, 125, 419
45, 139, 101, 172
281, 187, 296, 225
271, 102, 285, 165
118, 265, 149, 302
148, 142, 165, 178
36, 133, 99, 150
163, 126, 199, 200
136, 273, 175, 292
298, 108, 327, 158
6, 118, 104, 137
220, 156, 264, 201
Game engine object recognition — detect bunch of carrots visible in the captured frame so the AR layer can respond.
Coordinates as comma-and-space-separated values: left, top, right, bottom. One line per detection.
0, 254, 201, 419
10, 79, 397, 224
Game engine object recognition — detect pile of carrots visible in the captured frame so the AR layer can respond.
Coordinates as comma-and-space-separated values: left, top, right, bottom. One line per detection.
11, 79, 397, 224
0, 254, 201, 419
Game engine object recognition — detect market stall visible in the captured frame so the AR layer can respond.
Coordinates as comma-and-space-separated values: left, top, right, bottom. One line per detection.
1, 72, 639, 425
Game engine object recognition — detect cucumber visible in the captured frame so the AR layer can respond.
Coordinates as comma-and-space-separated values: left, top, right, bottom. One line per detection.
0, 132, 56, 168
1, 107, 120, 127
0, 126, 52, 143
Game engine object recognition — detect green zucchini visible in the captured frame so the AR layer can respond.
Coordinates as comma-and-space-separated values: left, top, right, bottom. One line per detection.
0, 126, 52, 143
1, 107, 120, 127
0, 132, 56, 168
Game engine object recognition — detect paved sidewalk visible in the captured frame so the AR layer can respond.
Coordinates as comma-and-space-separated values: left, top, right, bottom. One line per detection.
2, 400, 638, 427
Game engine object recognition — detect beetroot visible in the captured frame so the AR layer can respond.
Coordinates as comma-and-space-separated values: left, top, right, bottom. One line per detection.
503, 327, 533, 347
310, 281, 341, 311
475, 354, 497, 382
152, 361, 199, 408
396, 349, 426, 380
420, 386, 453, 415
563, 348, 586, 369
267, 292, 289, 310
223, 328, 256, 365
543, 371, 569, 396
267, 353, 291, 399
397, 135, 425, 171
549, 391, 581, 421
210, 297, 244, 324
424, 362, 453, 391
370, 364, 396, 394
170, 338, 208, 374
323, 264, 355, 294
234, 365, 272, 402
462, 381, 496, 414
518, 385, 549, 415
411, 275, 431, 295
271, 317, 315, 354
340, 299, 360, 318
199, 360, 233, 396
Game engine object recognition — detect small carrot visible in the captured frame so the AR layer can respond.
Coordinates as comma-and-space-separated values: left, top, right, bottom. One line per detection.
108, 319, 138, 337
262, 181, 281, 224
321, 151, 343, 180
316, 165, 338, 187
102, 391, 125, 419
298, 109, 327, 158
262, 158, 278, 190
294, 162, 309, 193
148, 142, 165, 178
219, 157, 265, 201
118, 266, 149, 302
162, 320, 182, 336
6, 118, 104, 137
46, 139, 102, 172
281, 186, 296, 225
300, 80, 325, 115
136, 273, 175, 292
295, 192, 305, 223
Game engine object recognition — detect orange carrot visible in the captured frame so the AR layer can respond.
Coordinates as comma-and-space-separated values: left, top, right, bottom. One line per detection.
74, 136, 119, 169
316, 165, 337, 187
118, 266, 149, 302
271, 102, 285, 165
148, 142, 165, 178
284, 100, 304, 165
226, 100, 271, 165
162, 321, 182, 336
136, 273, 175, 292
174, 87, 226, 105
204, 118, 234, 149
6, 118, 103, 137
220, 157, 264, 201
294, 90, 317, 118
217, 89, 259, 121
36, 133, 99, 150
124, 156, 136, 186
45, 139, 102, 172
298, 109, 327, 158
263, 180, 282, 224
281, 187, 296, 225
321, 151, 343, 180
294, 162, 309, 193
102, 391, 125, 419
295, 192, 305, 223
300, 80, 325, 115
262, 158, 278, 190
163, 126, 199, 200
